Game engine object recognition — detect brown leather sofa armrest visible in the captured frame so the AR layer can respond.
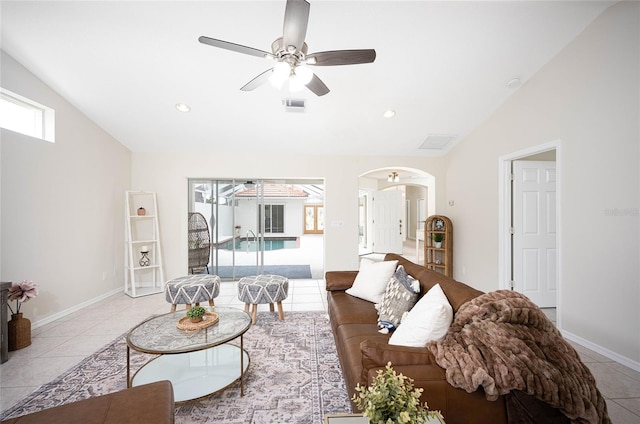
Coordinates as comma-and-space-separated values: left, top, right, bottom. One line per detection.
0, 381, 174, 424
361, 338, 439, 370
325, 271, 358, 291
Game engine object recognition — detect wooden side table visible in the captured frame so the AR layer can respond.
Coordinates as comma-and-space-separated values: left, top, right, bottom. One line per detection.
1, 281, 11, 363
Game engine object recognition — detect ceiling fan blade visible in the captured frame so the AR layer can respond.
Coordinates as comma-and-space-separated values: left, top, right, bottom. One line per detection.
307, 49, 376, 66
199, 36, 273, 59
240, 68, 273, 91
306, 73, 330, 96
282, 0, 310, 54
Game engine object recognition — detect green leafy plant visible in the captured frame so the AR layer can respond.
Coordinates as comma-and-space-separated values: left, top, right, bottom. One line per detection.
186, 305, 206, 319
432, 233, 444, 243
352, 362, 443, 424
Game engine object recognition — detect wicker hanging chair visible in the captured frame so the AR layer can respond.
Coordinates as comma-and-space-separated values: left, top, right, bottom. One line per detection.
188, 212, 211, 274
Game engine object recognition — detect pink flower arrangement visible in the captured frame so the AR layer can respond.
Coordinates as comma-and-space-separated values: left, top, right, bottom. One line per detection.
7, 280, 39, 315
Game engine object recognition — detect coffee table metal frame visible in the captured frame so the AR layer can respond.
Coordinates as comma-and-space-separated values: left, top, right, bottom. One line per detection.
126, 306, 251, 402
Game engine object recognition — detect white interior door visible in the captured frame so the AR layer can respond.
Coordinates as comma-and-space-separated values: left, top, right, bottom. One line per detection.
372, 190, 403, 254
512, 161, 557, 307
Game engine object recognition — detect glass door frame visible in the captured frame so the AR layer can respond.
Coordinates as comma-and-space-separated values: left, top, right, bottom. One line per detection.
188, 179, 266, 280
188, 178, 325, 280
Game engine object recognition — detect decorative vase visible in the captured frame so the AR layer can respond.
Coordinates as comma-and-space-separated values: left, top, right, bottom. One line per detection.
8, 313, 31, 351
137, 207, 146, 216
189, 317, 203, 323
139, 251, 150, 267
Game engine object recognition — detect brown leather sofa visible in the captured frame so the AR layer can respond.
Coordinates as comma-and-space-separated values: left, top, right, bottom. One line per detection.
0, 381, 174, 424
326, 253, 508, 423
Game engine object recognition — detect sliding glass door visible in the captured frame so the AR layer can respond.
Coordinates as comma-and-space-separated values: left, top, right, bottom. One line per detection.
188, 179, 324, 280
188, 179, 264, 280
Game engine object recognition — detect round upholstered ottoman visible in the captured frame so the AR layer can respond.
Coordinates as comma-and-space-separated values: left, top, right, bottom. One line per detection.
237, 274, 289, 324
165, 274, 221, 312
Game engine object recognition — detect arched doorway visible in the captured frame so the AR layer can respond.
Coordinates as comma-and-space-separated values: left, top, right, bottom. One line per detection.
358, 168, 436, 264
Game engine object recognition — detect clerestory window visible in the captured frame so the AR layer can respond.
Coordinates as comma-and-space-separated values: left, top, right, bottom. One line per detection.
0, 88, 55, 142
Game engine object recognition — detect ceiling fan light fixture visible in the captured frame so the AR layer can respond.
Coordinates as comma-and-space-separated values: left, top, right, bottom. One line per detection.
288, 75, 306, 92
388, 172, 399, 183
295, 66, 313, 85
289, 65, 313, 92
383, 109, 396, 118
269, 62, 290, 88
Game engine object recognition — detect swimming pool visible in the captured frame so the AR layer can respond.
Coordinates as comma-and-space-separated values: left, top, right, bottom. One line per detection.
218, 237, 298, 252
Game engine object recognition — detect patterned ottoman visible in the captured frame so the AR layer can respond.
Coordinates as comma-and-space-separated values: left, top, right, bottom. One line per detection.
237, 275, 289, 324
165, 274, 221, 312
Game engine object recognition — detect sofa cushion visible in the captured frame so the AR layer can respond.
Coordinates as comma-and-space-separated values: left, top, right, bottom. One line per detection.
375, 265, 420, 331
346, 259, 398, 303
327, 291, 379, 327
360, 338, 439, 371
389, 284, 453, 347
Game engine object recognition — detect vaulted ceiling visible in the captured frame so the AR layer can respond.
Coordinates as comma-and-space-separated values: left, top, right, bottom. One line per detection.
0, 1, 614, 156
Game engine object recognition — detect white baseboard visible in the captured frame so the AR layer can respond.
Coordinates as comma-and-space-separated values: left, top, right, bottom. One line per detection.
32, 287, 123, 329
562, 329, 640, 373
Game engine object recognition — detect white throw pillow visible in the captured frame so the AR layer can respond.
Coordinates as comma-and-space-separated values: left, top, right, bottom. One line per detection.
389, 283, 453, 347
346, 259, 398, 303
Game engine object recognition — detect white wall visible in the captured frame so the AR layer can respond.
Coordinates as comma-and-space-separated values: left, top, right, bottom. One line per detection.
0, 51, 132, 323
444, 2, 639, 364
235, 197, 305, 237
131, 153, 447, 280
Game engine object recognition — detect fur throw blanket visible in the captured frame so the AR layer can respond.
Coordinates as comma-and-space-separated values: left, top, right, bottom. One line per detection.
427, 290, 610, 424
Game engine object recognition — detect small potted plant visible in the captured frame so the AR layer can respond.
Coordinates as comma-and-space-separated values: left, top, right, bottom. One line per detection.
137, 207, 146, 216
432, 233, 444, 248
353, 362, 444, 424
186, 305, 206, 323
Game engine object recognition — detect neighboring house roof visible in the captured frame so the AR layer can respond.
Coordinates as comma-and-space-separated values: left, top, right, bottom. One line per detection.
236, 184, 309, 198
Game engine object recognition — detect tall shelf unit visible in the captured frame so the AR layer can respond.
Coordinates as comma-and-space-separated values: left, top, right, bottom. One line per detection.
124, 191, 165, 297
424, 215, 453, 277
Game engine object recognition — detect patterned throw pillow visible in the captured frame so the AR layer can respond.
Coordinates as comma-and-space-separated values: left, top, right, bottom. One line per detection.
375, 265, 420, 333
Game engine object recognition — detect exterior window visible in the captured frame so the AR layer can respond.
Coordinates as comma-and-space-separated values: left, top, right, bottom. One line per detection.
0, 88, 55, 142
264, 204, 284, 233
304, 205, 324, 234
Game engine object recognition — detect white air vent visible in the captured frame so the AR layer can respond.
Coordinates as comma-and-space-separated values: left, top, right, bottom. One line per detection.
419, 134, 457, 150
282, 99, 305, 113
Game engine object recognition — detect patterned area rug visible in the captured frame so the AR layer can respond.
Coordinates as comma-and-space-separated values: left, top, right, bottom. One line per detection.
0, 311, 351, 423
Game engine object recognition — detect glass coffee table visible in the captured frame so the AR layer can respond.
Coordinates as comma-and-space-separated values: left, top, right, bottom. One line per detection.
126, 306, 251, 402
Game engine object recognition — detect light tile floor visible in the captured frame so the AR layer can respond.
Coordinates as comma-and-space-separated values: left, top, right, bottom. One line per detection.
2, 279, 640, 423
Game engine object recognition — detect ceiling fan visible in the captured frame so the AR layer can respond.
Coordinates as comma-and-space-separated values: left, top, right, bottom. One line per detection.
198, 0, 376, 96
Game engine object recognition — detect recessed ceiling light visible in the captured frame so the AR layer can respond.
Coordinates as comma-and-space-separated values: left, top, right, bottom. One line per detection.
506, 78, 521, 89
175, 103, 191, 113
383, 109, 396, 118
